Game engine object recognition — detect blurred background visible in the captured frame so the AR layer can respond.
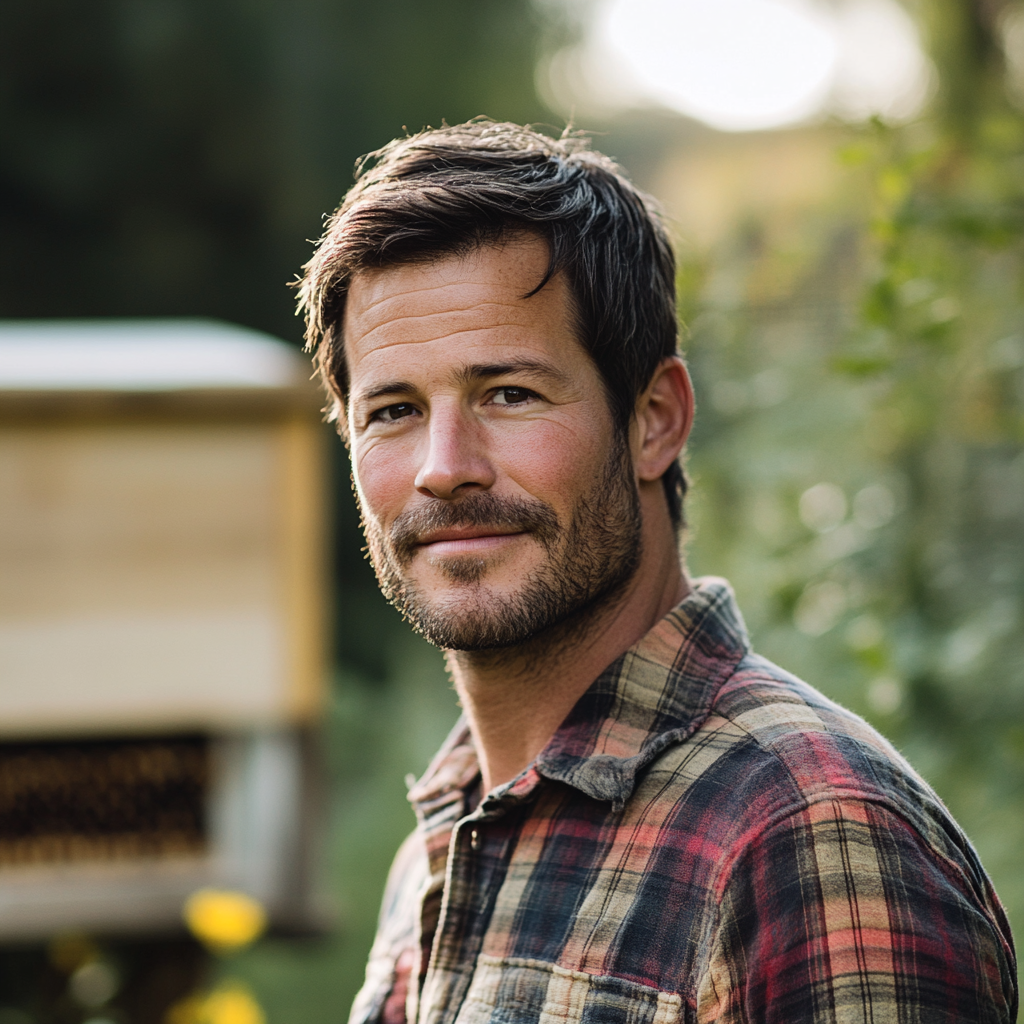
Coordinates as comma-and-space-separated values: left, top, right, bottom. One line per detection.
0, 0, 1022, 1019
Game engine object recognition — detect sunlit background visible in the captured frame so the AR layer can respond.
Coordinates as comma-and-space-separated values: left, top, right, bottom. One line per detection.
542, 0, 932, 129
1, 0, 1023, 1020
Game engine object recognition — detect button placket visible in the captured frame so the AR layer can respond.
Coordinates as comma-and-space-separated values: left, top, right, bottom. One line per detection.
418, 777, 546, 1024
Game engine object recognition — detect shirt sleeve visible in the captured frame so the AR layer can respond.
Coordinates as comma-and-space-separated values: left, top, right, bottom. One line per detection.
695, 796, 1018, 1023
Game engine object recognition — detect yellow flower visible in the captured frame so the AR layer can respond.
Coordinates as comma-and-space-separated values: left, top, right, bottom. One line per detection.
166, 983, 265, 1024
183, 889, 267, 953
201, 984, 265, 1024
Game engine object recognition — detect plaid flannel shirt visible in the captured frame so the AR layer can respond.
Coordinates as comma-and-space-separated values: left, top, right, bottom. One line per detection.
351, 578, 1017, 1024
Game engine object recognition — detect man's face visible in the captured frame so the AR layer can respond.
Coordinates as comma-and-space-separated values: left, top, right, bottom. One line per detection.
343, 235, 642, 650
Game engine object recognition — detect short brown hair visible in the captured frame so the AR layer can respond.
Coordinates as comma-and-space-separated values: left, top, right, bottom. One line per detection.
296, 119, 688, 525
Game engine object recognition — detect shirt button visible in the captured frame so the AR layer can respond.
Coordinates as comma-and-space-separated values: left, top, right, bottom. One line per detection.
470, 829, 481, 851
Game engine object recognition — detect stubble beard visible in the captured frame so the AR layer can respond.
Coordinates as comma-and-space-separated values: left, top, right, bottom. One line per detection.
362, 441, 643, 651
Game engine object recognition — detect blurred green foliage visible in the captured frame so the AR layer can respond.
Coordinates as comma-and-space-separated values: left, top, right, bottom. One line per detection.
0, 0, 547, 336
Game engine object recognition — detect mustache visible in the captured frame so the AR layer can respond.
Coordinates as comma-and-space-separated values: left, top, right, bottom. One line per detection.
389, 493, 560, 563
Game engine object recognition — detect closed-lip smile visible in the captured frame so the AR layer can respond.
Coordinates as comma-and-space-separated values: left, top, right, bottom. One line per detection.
415, 526, 525, 555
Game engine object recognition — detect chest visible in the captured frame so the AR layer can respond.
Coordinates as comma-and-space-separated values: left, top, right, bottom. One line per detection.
406, 782, 717, 1024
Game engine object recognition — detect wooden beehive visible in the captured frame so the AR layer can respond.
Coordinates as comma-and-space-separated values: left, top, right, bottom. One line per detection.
0, 319, 329, 937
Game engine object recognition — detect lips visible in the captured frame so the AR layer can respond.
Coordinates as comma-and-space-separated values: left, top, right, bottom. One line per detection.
415, 527, 527, 558
415, 526, 524, 547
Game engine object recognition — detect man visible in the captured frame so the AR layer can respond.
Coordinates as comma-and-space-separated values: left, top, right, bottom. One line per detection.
298, 120, 1016, 1023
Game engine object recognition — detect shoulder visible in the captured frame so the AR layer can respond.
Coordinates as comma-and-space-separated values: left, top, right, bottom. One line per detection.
653, 656, 1017, 1019
704, 653, 949, 833
379, 827, 429, 927
642, 651, 996, 903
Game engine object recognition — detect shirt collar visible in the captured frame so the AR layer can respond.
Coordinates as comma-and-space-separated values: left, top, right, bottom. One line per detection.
408, 577, 751, 814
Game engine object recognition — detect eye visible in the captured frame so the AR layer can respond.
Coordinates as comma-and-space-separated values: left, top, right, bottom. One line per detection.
371, 402, 417, 423
491, 387, 537, 406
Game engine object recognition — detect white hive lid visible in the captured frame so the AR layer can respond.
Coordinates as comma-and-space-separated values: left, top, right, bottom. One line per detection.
0, 319, 307, 391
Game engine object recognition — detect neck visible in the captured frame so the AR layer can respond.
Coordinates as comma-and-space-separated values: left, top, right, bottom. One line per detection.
447, 497, 689, 794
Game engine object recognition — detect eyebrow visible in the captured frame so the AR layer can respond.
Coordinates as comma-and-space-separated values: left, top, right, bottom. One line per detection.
354, 359, 571, 406
452, 359, 571, 389
358, 379, 417, 404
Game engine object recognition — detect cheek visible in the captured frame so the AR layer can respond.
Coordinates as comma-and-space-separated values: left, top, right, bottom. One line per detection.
351, 439, 416, 526
494, 416, 612, 503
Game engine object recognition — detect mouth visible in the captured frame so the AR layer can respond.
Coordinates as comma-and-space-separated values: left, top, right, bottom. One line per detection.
414, 526, 527, 557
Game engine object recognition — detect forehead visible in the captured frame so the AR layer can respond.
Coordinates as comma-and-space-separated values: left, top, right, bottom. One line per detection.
342, 236, 587, 377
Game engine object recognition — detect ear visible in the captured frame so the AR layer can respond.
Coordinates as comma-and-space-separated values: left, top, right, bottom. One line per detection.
632, 356, 695, 482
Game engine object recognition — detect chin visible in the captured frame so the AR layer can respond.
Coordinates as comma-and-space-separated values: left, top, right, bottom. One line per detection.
404, 591, 523, 651
400, 576, 618, 652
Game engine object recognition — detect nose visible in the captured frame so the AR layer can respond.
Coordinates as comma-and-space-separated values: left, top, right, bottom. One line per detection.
414, 403, 496, 499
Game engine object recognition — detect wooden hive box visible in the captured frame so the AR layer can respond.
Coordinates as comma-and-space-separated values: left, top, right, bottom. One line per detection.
0, 319, 329, 938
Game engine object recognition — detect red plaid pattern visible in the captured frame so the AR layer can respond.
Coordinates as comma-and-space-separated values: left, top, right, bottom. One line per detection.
351, 578, 1017, 1024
